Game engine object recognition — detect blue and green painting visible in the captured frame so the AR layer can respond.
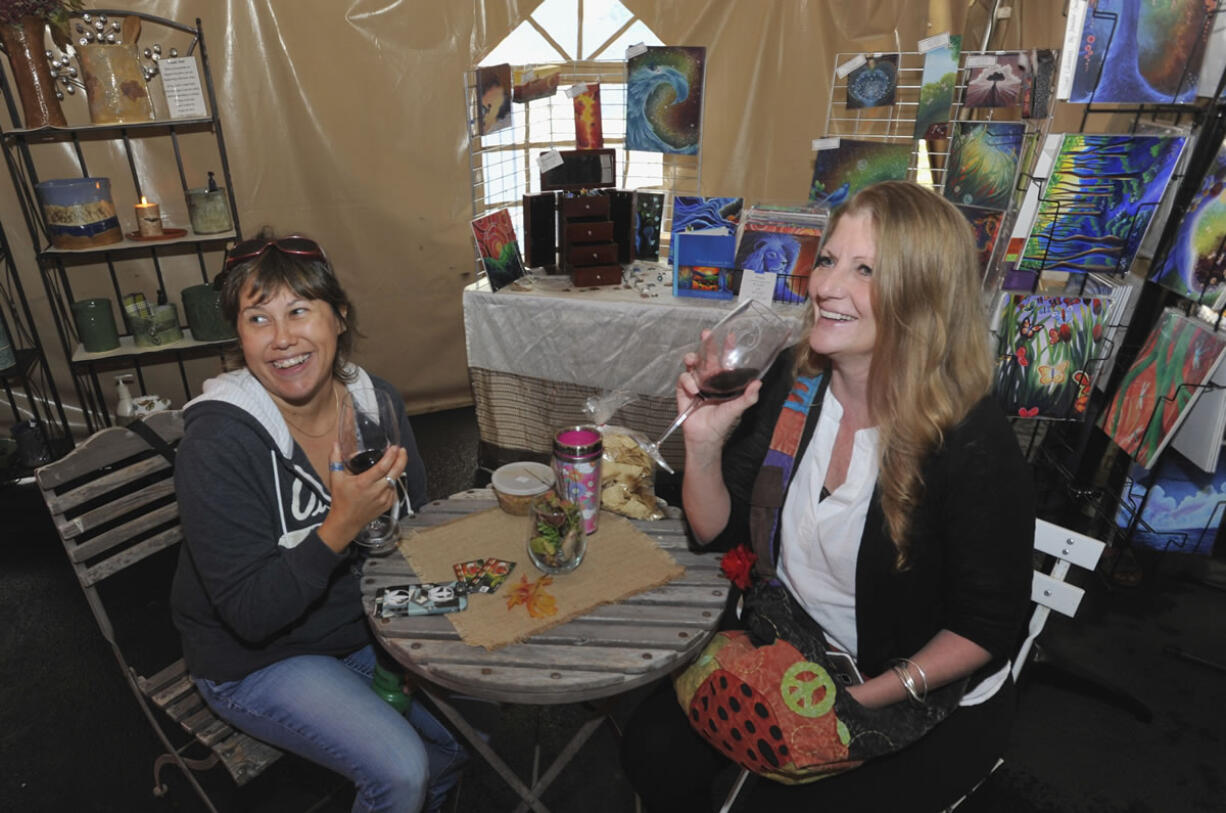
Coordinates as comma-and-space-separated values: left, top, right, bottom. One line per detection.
912, 35, 961, 140
1020, 133, 1186, 275
808, 139, 910, 207
1149, 137, 1226, 306
626, 46, 706, 155
1115, 454, 1226, 556
669, 195, 742, 265
942, 122, 1026, 211
1070, 0, 1215, 104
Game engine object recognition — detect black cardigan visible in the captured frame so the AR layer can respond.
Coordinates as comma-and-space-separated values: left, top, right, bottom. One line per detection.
705, 350, 1035, 684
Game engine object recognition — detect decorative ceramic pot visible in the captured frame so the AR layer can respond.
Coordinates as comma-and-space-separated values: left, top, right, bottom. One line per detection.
76, 43, 155, 124
0, 16, 67, 128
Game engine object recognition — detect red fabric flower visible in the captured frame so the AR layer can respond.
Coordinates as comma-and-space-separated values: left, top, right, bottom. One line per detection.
719, 545, 758, 590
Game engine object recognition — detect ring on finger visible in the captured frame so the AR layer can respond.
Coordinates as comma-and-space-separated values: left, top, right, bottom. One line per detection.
384, 475, 396, 490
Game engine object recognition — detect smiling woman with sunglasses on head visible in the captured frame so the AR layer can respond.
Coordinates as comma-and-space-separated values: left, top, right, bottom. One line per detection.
170, 229, 465, 812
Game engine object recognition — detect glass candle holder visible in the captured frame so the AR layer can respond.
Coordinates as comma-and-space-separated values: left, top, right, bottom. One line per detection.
526, 492, 586, 575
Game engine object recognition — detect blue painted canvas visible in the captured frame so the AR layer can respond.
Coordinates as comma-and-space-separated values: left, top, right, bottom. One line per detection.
1069, 0, 1215, 104
626, 46, 706, 155
669, 195, 742, 265
1019, 133, 1186, 275
1149, 136, 1226, 306
1115, 455, 1226, 556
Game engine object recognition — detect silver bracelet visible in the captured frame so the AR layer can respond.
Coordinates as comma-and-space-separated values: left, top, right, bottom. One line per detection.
890, 658, 928, 705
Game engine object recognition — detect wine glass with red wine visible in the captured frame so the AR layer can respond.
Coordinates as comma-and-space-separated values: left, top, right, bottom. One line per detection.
338, 388, 402, 553
644, 300, 793, 473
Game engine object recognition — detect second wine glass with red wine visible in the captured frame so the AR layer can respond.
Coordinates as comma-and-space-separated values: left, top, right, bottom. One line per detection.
338, 387, 402, 553
644, 299, 793, 473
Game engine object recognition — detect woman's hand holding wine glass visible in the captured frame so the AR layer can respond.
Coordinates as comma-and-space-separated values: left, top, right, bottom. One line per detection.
319, 442, 407, 553
319, 388, 409, 554
676, 336, 764, 449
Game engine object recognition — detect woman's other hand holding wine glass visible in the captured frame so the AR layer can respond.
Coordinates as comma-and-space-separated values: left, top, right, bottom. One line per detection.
318, 442, 407, 553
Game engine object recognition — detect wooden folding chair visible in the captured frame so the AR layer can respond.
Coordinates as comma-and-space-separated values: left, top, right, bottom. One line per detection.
35, 412, 282, 812
718, 518, 1106, 813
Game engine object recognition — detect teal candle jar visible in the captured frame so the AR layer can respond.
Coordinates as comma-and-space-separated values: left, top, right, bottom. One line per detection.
70, 297, 120, 352
181, 284, 235, 341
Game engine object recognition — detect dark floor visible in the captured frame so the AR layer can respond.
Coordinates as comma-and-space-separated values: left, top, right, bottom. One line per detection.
3, 406, 1225, 812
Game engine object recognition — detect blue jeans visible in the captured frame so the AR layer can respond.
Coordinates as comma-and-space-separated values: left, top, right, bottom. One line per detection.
197, 645, 466, 812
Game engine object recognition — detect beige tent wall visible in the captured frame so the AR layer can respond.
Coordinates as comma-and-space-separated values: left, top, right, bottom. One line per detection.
0, 0, 1071, 425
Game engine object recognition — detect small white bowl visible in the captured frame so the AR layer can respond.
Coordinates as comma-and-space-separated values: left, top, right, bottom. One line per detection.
491, 462, 556, 515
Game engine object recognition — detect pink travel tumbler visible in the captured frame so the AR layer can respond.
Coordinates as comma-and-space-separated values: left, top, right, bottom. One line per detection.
552, 426, 602, 535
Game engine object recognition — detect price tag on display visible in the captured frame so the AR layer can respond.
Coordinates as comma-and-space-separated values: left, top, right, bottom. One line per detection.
626, 42, 648, 58
738, 271, 778, 306
537, 150, 564, 172
812, 137, 841, 151
918, 32, 951, 53
159, 57, 207, 119
996, 5, 1013, 18
964, 54, 998, 68
565, 83, 590, 98
835, 54, 867, 79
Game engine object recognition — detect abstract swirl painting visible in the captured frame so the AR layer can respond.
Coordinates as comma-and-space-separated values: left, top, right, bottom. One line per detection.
845, 54, 899, 109
1149, 137, 1226, 307
627, 46, 706, 155
470, 209, 525, 291
942, 122, 1026, 211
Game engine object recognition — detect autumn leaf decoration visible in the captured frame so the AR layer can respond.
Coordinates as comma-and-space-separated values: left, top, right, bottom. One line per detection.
506, 574, 558, 618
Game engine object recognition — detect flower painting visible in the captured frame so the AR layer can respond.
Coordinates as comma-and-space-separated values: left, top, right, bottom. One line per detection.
994, 294, 1108, 420
470, 208, 525, 290
1100, 309, 1226, 470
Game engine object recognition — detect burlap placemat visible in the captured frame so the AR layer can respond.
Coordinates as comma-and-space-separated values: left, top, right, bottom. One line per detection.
397, 508, 684, 650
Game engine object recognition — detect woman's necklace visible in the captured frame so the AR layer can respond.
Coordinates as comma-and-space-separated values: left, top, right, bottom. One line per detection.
282, 383, 339, 439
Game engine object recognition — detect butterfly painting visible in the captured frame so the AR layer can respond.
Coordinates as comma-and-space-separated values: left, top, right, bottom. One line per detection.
994, 294, 1107, 419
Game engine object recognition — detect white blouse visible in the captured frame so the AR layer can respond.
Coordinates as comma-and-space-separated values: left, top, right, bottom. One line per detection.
777, 390, 877, 659
775, 388, 1009, 706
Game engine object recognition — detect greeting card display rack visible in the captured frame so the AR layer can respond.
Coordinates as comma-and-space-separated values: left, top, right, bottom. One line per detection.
0, 11, 242, 431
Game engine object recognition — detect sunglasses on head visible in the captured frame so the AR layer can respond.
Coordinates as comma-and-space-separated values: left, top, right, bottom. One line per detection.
222, 234, 325, 271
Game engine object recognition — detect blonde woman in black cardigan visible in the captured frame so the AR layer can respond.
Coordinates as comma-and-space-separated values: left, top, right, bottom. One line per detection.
623, 182, 1035, 812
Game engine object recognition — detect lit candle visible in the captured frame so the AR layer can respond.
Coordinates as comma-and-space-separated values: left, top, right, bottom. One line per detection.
135, 196, 163, 237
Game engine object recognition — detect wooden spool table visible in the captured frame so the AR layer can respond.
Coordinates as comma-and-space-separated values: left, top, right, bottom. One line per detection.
361, 490, 727, 812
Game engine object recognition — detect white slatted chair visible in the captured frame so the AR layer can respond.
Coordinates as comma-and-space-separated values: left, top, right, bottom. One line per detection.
35, 413, 284, 811
718, 518, 1106, 813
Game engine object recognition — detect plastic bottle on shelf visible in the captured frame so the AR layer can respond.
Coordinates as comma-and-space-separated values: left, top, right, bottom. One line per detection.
115, 375, 135, 426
